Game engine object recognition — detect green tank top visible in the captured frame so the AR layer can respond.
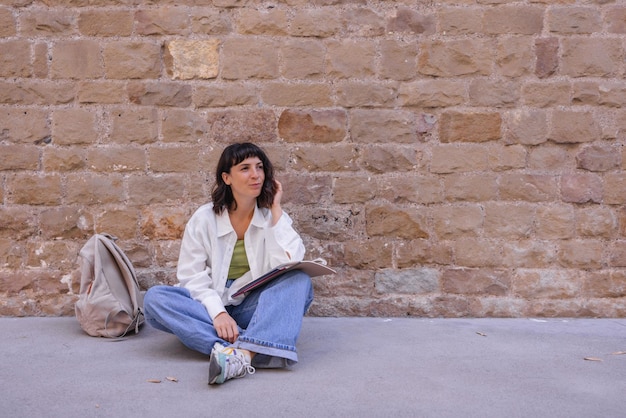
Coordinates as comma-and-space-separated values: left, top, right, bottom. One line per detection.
228, 239, 250, 280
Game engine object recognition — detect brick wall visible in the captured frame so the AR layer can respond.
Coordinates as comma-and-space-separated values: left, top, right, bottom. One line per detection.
1, 0, 625, 318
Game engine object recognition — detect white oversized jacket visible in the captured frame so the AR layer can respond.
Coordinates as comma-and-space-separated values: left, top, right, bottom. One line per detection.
176, 202, 305, 320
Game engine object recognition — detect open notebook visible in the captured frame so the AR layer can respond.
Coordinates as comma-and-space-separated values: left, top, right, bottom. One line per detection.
232, 258, 335, 297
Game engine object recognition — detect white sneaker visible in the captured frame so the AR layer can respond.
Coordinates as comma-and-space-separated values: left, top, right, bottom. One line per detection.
208, 345, 255, 385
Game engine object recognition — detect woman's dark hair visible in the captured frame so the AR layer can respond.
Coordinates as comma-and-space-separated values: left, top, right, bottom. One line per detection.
211, 142, 276, 214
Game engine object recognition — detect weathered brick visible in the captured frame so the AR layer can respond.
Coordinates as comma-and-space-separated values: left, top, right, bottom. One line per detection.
576, 143, 621, 172
442, 268, 510, 296
104, 42, 161, 79
483, 5, 543, 35
606, 6, 626, 33
65, 173, 125, 205
496, 37, 533, 77
501, 240, 557, 268
52, 108, 98, 146
398, 80, 466, 108
43, 147, 86, 171
432, 204, 483, 239
290, 8, 341, 37
513, 269, 583, 299
0, 207, 38, 239
293, 203, 359, 240
326, 40, 376, 79
0, 145, 39, 170
191, 8, 232, 35
360, 145, 420, 174
86, 147, 145, 172
343, 238, 392, 269
26, 240, 79, 270
576, 206, 617, 238
443, 174, 497, 202
19, 9, 75, 36
584, 271, 626, 298
489, 145, 526, 171
366, 203, 428, 239
419, 39, 492, 77
293, 144, 358, 172
50, 40, 102, 80
333, 175, 377, 204
484, 202, 534, 239
33, 43, 48, 78
387, 7, 435, 35
336, 82, 397, 108
140, 206, 187, 240
350, 109, 415, 144
0, 7, 16, 37
561, 38, 622, 77
469, 79, 520, 107
7, 174, 62, 205
454, 238, 503, 268
376, 268, 439, 295
572, 81, 599, 105
604, 173, 626, 204
499, 174, 558, 202
278, 109, 346, 143
561, 173, 603, 204
438, 7, 482, 35
609, 241, 626, 267
528, 144, 572, 171
535, 37, 559, 78
206, 109, 277, 143
164, 39, 219, 80
161, 109, 208, 143
430, 144, 489, 174
547, 7, 602, 34
0, 81, 75, 106
439, 111, 501, 143
535, 205, 576, 240
149, 146, 202, 172
0, 108, 49, 144
0, 40, 31, 77
194, 83, 258, 108
236, 8, 287, 35
378, 39, 418, 81
108, 108, 158, 144
127, 174, 186, 205
522, 82, 570, 107
343, 7, 385, 37
221, 38, 278, 80
261, 83, 332, 107
558, 240, 604, 269
505, 109, 548, 145
39, 207, 92, 240
135, 8, 190, 36
549, 110, 601, 144
95, 208, 139, 240
128, 82, 192, 107
281, 39, 325, 79
78, 10, 133, 36
396, 239, 453, 267
78, 81, 127, 104
379, 175, 443, 204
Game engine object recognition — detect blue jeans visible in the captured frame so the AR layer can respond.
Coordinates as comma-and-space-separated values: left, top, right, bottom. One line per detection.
143, 270, 314, 368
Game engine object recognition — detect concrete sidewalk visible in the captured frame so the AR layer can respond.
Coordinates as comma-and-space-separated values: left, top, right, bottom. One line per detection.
1, 317, 625, 418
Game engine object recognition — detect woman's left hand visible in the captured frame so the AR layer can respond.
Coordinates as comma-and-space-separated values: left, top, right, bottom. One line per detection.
273, 180, 283, 207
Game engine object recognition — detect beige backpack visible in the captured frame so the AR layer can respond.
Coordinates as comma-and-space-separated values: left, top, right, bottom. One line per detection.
75, 233, 144, 338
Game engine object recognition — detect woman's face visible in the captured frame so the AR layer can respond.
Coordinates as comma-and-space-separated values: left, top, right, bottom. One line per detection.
222, 156, 265, 202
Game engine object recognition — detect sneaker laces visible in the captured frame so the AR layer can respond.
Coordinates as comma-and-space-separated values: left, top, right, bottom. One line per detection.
222, 348, 256, 380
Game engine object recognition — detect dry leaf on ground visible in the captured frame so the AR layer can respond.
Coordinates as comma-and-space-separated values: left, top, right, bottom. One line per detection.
476, 332, 487, 337
147, 379, 162, 383
611, 351, 626, 355
166, 376, 179, 382
583, 357, 603, 362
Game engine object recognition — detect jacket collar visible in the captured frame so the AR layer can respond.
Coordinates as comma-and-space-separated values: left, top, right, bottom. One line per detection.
215, 204, 265, 237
